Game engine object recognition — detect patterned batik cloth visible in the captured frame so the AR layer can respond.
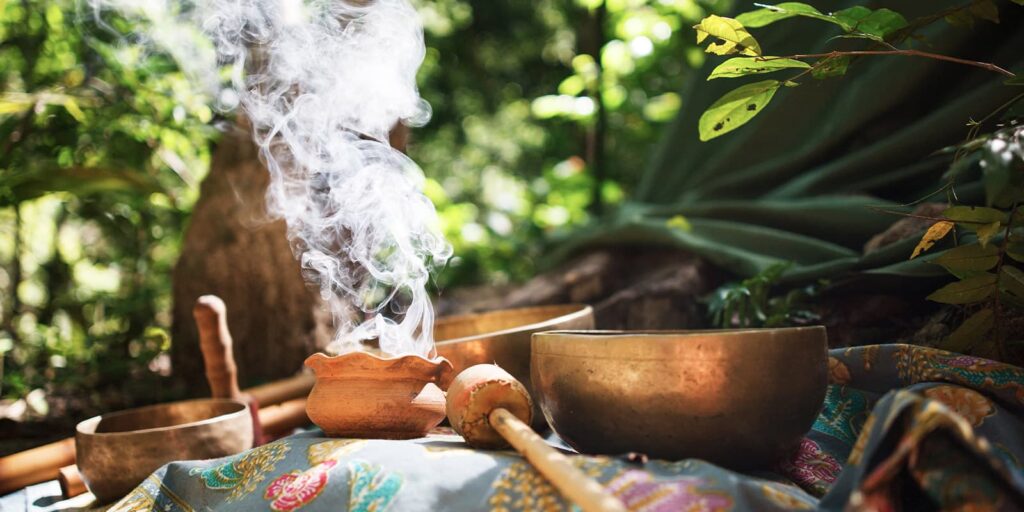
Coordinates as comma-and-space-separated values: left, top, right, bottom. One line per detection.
96, 344, 1024, 512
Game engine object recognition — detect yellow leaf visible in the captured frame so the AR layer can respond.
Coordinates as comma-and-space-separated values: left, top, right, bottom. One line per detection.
911, 220, 954, 259
667, 215, 692, 232
693, 15, 762, 57
976, 221, 1001, 248
62, 98, 86, 123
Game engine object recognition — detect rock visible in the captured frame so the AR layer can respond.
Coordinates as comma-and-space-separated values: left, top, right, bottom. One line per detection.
438, 248, 725, 330
863, 203, 946, 254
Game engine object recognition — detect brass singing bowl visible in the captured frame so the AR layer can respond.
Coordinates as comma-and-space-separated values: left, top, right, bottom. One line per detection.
435, 304, 594, 427
532, 328, 828, 469
76, 398, 253, 503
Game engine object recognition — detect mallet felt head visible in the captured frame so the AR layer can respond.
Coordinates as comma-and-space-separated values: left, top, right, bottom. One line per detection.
445, 364, 533, 449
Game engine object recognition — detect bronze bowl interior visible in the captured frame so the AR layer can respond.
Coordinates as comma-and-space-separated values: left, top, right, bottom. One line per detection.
76, 398, 253, 503
435, 304, 594, 427
531, 328, 828, 469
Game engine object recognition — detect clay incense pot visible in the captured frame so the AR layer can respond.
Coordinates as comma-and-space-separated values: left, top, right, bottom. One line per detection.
304, 351, 453, 439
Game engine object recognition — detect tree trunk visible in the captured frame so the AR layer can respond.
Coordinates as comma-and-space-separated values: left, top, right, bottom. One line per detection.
171, 123, 330, 394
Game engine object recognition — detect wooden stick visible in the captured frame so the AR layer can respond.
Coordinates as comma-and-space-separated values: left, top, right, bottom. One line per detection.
489, 408, 626, 512
258, 397, 310, 438
246, 373, 315, 406
0, 438, 75, 495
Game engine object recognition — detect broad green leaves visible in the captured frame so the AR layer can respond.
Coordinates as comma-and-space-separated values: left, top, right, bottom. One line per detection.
812, 56, 850, 79
693, 2, 912, 143
933, 243, 999, 275
941, 308, 993, 353
927, 273, 998, 304
698, 80, 781, 141
694, 15, 762, 57
1002, 266, 1024, 298
735, 2, 828, 28
944, 206, 1008, 224
831, 6, 908, 40
732, 2, 907, 40
707, 57, 809, 80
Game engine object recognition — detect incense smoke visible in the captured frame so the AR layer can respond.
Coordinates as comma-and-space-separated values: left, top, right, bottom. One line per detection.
90, 0, 451, 356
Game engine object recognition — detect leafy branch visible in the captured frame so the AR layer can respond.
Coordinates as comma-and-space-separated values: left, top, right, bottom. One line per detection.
692, 1, 1019, 141
910, 126, 1024, 360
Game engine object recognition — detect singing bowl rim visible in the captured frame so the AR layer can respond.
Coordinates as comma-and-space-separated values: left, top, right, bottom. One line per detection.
434, 304, 594, 345
76, 398, 250, 438
533, 326, 827, 355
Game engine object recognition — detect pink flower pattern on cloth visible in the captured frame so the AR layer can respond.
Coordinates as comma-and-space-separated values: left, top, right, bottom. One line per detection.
776, 438, 842, 496
264, 460, 337, 511
605, 470, 733, 511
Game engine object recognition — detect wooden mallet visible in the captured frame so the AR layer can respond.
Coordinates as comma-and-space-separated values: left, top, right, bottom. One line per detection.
193, 294, 266, 445
446, 364, 626, 512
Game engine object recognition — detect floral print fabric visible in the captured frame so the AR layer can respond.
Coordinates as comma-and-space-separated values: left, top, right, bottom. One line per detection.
103, 344, 1024, 511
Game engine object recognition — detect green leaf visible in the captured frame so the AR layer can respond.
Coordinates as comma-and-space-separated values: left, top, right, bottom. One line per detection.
694, 15, 762, 57
940, 308, 993, 353
698, 80, 780, 141
926, 273, 998, 304
933, 243, 999, 273
1001, 266, 1024, 298
976, 221, 1002, 247
812, 56, 850, 79
943, 206, 1008, 225
735, 2, 827, 28
731, 3, 907, 40
707, 57, 810, 79
1007, 242, 1024, 263
945, 10, 975, 28
832, 6, 908, 39
969, 0, 1000, 24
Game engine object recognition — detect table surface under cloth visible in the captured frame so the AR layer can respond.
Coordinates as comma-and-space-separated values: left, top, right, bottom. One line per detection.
7, 344, 1024, 512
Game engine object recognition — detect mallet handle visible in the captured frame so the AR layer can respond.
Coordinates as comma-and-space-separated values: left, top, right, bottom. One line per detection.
194, 295, 243, 400
488, 408, 626, 512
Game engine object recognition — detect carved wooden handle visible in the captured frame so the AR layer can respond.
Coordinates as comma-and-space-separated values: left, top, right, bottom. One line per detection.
193, 295, 243, 400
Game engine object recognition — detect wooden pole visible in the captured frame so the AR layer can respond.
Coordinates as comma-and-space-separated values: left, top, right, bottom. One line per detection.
0, 438, 75, 495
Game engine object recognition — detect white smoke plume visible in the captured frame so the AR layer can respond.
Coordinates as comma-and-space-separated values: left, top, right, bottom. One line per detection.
89, 0, 451, 357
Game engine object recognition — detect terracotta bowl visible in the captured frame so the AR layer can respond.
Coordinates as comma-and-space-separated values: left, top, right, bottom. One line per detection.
434, 304, 594, 427
305, 352, 453, 439
76, 398, 253, 503
531, 328, 828, 469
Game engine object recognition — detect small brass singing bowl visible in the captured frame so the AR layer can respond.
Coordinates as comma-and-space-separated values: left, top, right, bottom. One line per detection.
532, 328, 828, 469
76, 398, 253, 503
435, 304, 594, 428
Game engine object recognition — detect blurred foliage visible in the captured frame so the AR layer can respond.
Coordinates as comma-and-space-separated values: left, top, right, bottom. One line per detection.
0, 0, 724, 411
411, 0, 728, 287
0, 0, 214, 411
